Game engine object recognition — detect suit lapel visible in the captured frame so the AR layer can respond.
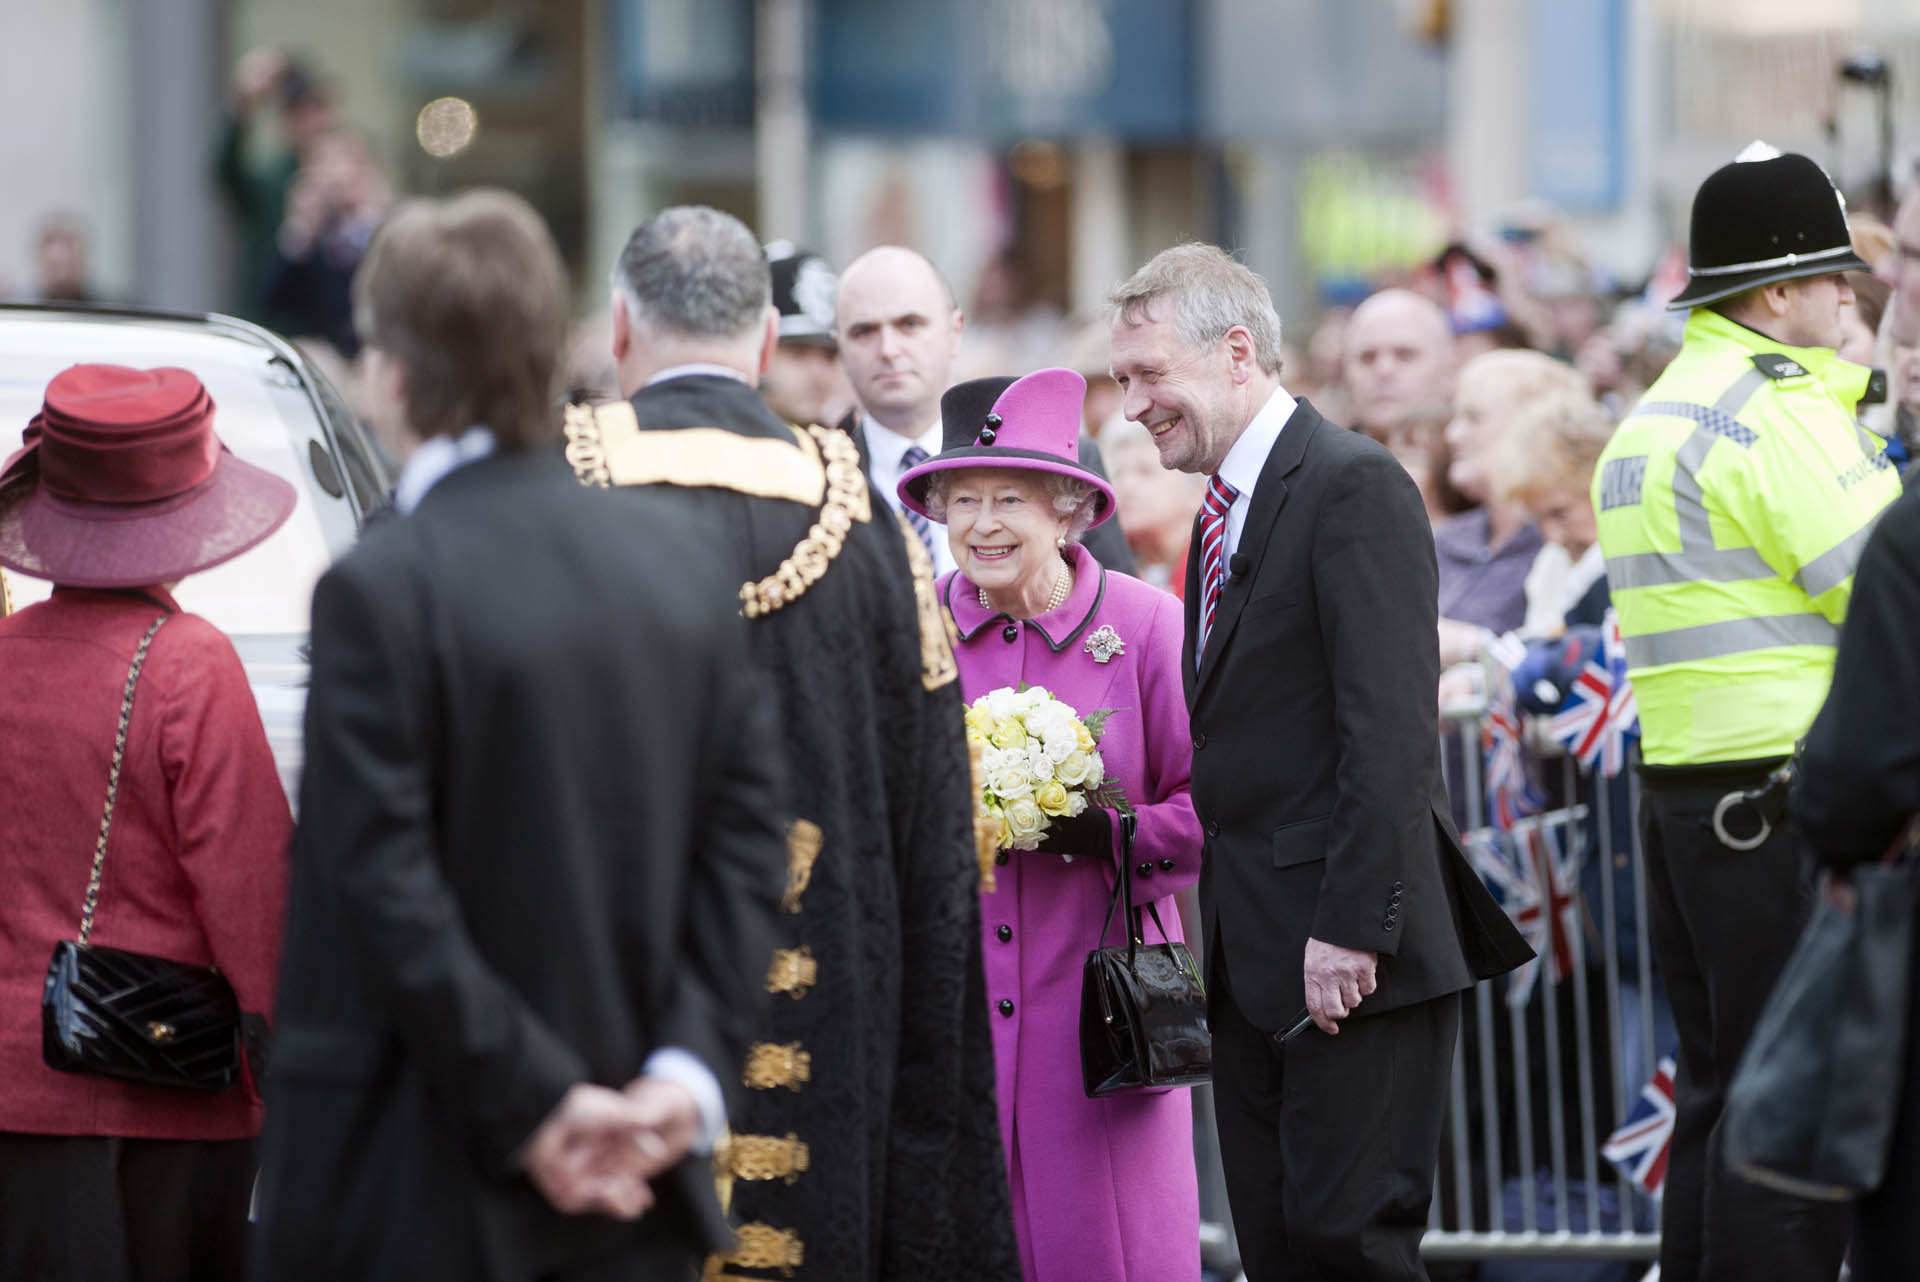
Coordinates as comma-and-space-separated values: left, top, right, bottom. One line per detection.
1193, 401, 1326, 700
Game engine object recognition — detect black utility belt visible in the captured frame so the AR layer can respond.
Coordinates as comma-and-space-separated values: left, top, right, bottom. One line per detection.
1635, 756, 1790, 793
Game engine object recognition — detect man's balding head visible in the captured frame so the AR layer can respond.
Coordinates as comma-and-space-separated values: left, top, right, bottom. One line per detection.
1343, 288, 1456, 435
834, 246, 963, 434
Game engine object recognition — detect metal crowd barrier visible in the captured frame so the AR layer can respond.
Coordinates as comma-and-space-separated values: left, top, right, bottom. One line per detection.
1182, 711, 1666, 1278
1422, 711, 1662, 1267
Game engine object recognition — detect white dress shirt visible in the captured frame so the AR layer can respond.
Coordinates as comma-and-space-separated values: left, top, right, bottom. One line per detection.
862, 414, 958, 577
391, 420, 729, 1154
1212, 384, 1299, 563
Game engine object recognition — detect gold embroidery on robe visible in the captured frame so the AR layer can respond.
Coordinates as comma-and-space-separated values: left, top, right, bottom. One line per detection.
742, 1042, 810, 1090
719, 1132, 811, 1183
765, 947, 818, 998
782, 819, 822, 914
898, 512, 960, 692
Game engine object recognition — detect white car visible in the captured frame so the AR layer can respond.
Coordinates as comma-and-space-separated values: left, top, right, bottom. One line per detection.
0, 304, 392, 798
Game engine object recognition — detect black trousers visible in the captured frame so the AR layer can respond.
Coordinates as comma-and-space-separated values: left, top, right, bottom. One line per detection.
1210, 950, 1458, 1281
1637, 771, 1851, 1282
0, 1132, 254, 1282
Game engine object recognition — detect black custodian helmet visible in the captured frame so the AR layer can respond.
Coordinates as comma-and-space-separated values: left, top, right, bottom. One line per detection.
1668, 144, 1871, 310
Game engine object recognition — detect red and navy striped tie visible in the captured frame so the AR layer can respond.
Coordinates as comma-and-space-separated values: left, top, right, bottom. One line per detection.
1199, 473, 1238, 650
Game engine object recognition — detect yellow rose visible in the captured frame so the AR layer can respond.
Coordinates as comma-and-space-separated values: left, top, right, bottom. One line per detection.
990, 717, 1028, 751
1074, 721, 1096, 750
965, 702, 995, 738
1035, 780, 1072, 816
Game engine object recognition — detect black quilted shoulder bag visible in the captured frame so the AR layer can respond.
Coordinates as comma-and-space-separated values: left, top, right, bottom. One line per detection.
41, 611, 243, 1092
1079, 813, 1212, 1097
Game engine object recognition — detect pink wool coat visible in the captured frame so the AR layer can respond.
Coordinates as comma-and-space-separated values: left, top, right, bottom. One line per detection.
945, 542, 1202, 1282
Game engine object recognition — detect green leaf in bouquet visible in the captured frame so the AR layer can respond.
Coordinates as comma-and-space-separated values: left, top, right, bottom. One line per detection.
1084, 778, 1136, 821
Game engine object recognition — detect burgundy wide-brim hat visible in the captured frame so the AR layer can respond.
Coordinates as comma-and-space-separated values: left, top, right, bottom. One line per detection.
0, 364, 297, 589
897, 368, 1116, 528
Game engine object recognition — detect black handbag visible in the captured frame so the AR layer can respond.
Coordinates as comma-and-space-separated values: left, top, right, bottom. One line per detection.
1079, 813, 1211, 1097
1723, 854, 1919, 1200
40, 612, 244, 1092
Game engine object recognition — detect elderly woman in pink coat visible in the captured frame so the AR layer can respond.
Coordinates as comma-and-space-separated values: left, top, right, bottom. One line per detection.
901, 368, 1202, 1282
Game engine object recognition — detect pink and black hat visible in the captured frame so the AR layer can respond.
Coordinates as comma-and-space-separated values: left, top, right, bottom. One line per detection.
0, 364, 297, 589
897, 367, 1116, 528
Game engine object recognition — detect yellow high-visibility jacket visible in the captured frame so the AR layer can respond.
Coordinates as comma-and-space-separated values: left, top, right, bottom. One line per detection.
1592, 308, 1899, 765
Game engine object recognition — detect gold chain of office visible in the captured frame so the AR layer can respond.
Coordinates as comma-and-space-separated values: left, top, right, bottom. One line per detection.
562, 408, 870, 620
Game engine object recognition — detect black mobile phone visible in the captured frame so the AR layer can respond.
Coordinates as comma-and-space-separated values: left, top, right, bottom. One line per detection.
1272, 1009, 1314, 1047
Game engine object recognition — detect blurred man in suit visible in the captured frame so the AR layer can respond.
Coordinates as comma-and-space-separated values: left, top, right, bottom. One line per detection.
1109, 243, 1530, 1281
256, 190, 789, 1282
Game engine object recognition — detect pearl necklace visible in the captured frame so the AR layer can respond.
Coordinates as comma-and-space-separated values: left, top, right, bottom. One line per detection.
980, 557, 1072, 617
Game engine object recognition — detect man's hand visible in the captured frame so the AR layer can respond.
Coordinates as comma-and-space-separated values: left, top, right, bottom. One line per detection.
1303, 937, 1378, 1035
621, 1076, 702, 1180
522, 1083, 657, 1220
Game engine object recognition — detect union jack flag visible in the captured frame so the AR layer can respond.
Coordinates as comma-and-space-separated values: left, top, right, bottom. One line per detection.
1462, 809, 1585, 1005
1548, 611, 1639, 777
1603, 1055, 1677, 1197
1482, 700, 1543, 830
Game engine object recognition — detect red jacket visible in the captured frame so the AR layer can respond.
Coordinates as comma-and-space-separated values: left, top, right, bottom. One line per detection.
0, 588, 290, 1138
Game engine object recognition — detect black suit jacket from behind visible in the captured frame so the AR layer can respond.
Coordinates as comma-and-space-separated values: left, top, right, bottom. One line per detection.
615, 376, 1019, 1282
256, 452, 788, 1282
1184, 401, 1531, 1030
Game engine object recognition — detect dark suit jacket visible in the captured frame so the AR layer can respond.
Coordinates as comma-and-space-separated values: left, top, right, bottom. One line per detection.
1184, 400, 1531, 1030
838, 409, 1140, 576
255, 450, 788, 1282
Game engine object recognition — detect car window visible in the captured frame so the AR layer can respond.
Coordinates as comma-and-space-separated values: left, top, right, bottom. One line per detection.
0, 314, 358, 636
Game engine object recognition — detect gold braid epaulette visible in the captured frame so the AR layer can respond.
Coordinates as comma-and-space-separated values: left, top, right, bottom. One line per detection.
562, 403, 869, 620
738, 425, 870, 618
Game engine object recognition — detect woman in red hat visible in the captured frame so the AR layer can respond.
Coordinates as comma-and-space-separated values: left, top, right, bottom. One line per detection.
0, 364, 296, 1280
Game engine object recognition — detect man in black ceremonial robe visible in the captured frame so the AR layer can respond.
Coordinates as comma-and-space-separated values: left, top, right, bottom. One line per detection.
570, 204, 1018, 1282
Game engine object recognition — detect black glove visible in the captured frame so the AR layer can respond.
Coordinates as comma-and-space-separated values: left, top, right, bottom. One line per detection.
1035, 806, 1113, 858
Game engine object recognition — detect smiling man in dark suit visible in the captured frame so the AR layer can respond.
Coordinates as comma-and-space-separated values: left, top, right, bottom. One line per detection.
1109, 243, 1530, 1281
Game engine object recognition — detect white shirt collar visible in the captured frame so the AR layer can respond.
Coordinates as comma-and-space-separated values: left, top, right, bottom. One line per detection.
862, 413, 943, 468
1216, 384, 1297, 499
646, 363, 751, 387
393, 426, 496, 515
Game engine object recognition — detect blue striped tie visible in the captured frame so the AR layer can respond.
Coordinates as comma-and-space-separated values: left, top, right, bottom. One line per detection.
900, 445, 939, 561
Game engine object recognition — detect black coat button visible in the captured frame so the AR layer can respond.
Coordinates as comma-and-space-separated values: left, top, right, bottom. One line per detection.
1392, 881, 1404, 892
1192, 733, 1206, 751
1160, 858, 1176, 872
1386, 906, 1399, 920
998, 999, 1014, 1017
995, 851, 1009, 866
1137, 862, 1154, 877
996, 924, 1012, 942
1002, 624, 1019, 643
1206, 821, 1220, 838
1383, 920, 1396, 931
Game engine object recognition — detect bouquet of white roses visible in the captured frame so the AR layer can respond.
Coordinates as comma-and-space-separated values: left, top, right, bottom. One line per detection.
964, 684, 1131, 853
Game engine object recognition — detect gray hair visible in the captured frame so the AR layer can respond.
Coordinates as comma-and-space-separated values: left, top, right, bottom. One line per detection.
611, 205, 770, 342
920, 468, 1103, 543
1108, 243, 1284, 375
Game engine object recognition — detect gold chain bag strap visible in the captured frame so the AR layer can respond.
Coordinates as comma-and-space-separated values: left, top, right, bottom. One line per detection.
41, 612, 245, 1091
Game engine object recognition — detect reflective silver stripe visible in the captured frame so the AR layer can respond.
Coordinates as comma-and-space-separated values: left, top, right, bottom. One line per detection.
1794, 520, 1877, 599
1687, 244, 1853, 276
1623, 612, 1839, 667
1606, 545, 1773, 591
1630, 372, 1771, 557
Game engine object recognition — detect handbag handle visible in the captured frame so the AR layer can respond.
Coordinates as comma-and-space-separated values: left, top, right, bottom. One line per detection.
1097, 812, 1181, 964
75, 613, 169, 945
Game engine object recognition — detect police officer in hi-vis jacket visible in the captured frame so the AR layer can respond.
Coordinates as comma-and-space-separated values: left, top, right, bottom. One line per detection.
1593, 144, 1899, 1282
